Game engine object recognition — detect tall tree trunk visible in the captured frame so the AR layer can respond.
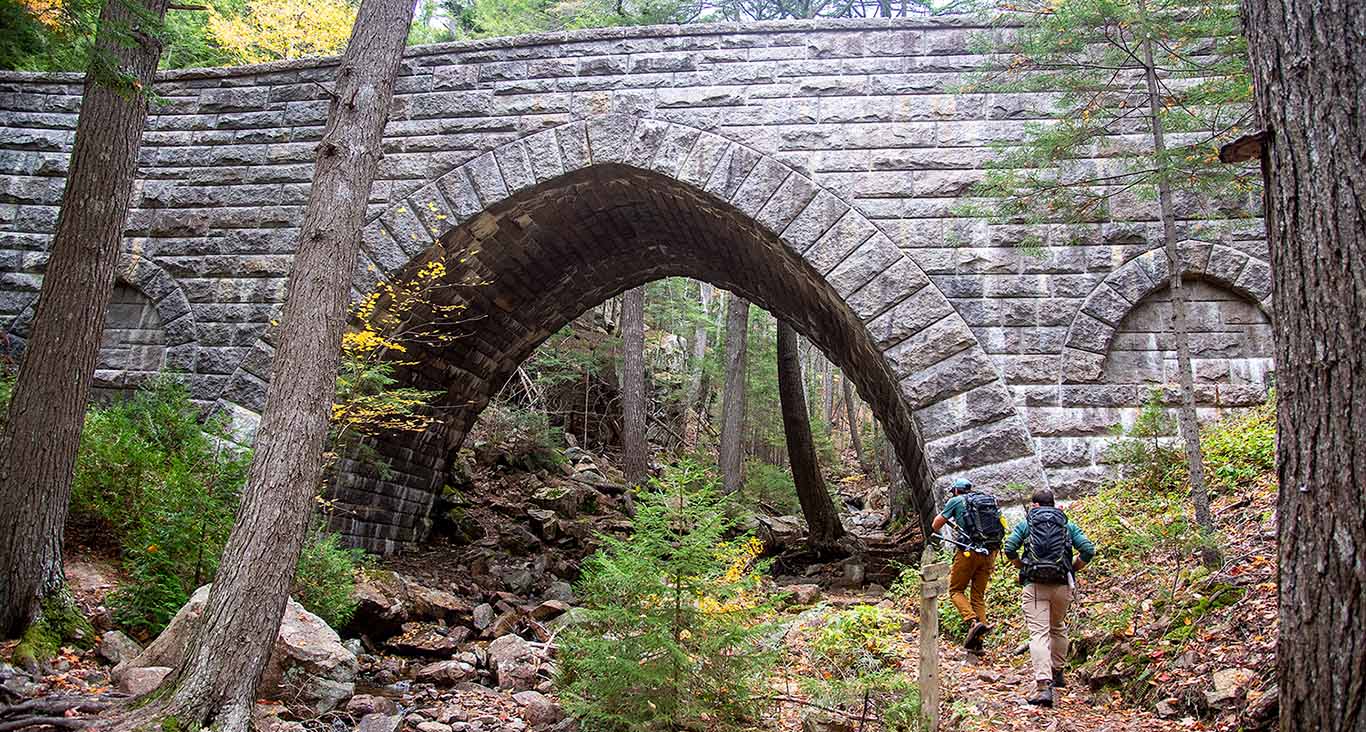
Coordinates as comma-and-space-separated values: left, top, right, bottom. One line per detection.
884, 439, 910, 526
621, 286, 647, 486
683, 282, 712, 444
719, 292, 749, 495
1140, 27, 1213, 534
777, 321, 845, 551
843, 378, 871, 476
821, 360, 834, 425
1240, 2, 1365, 728
111, 0, 415, 728
0, 0, 168, 638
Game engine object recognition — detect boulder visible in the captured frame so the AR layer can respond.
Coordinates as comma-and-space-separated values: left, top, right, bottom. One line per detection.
472, 604, 495, 630
416, 659, 478, 686
488, 634, 539, 692
544, 582, 574, 604
349, 571, 409, 639
116, 666, 171, 697
114, 585, 357, 714
405, 582, 473, 624
346, 694, 398, 717
786, 584, 821, 606
529, 601, 570, 622
97, 630, 143, 666
754, 515, 806, 553
1205, 667, 1257, 708
386, 622, 469, 656
357, 712, 403, 732
513, 690, 563, 727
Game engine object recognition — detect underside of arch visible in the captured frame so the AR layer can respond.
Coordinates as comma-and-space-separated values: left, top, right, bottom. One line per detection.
214, 116, 1048, 553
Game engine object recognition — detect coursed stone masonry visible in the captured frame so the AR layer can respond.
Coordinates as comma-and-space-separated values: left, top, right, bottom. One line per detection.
0, 16, 1272, 552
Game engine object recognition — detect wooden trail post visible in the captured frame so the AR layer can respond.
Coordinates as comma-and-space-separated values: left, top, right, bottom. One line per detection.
919, 558, 949, 732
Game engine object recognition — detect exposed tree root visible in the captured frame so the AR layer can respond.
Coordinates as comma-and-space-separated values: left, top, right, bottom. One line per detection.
0, 695, 109, 732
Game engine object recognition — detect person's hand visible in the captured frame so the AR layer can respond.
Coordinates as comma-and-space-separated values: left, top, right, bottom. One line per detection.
1072, 558, 1087, 572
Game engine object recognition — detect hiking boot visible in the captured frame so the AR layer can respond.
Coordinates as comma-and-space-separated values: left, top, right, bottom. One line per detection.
1052, 669, 1066, 688
1027, 680, 1055, 708
965, 621, 991, 651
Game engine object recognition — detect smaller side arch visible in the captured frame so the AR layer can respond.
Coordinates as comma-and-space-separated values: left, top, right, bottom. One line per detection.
1, 253, 198, 397
1060, 242, 1273, 383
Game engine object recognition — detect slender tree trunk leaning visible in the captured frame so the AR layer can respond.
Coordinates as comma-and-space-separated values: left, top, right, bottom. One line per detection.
1140, 29, 1213, 535
621, 285, 648, 486
843, 378, 871, 476
0, 0, 169, 639
109, 0, 415, 728
683, 282, 712, 444
1239, 2, 1365, 728
718, 292, 749, 495
776, 321, 845, 552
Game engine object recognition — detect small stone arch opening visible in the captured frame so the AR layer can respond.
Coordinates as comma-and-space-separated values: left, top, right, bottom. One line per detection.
93, 281, 168, 400
1102, 278, 1275, 389
328, 164, 937, 553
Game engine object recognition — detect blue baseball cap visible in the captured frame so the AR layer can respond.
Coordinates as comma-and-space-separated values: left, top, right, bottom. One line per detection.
950, 478, 973, 494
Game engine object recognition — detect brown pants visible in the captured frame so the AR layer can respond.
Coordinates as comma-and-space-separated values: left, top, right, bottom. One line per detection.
1022, 582, 1072, 682
948, 549, 997, 623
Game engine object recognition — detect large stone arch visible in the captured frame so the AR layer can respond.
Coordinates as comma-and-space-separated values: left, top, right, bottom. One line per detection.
212, 115, 1048, 552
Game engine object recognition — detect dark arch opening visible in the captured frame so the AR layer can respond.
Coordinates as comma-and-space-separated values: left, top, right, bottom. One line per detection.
329, 164, 935, 553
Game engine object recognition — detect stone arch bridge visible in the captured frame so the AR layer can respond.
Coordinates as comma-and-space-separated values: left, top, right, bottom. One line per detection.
0, 17, 1273, 553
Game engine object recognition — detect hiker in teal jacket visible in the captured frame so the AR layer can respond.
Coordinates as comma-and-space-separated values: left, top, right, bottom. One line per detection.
1003, 488, 1096, 708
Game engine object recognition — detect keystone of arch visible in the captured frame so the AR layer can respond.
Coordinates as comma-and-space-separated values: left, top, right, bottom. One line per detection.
1060, 241, 1274, 384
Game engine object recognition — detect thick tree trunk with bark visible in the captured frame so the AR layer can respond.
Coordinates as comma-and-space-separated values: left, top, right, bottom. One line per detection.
1240, 2, 1365, 729
683, 282, 712, 444
776, 321, 845, 551
0, 0, 168, 638
110, 0, 416, 728
719, 292, 749, 495
621, 286, 647, 486
843, 378, 872, 476
1141, 30, 1213, 534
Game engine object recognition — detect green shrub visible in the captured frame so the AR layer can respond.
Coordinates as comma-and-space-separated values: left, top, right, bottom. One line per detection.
73, 378, 249, 635
810, 604, 903, 669
557, 460, 778, 731
476, 400, 565, 471
1201, 398, 1276, 491
802, 604, 924, 732
72, 377, 365, 635
741, 459, 800, 514
293, 530, 367, 629
1104, 389, 1185, 490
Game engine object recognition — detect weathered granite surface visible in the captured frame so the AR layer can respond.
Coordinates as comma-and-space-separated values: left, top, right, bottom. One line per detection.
0, 16, 1272, 552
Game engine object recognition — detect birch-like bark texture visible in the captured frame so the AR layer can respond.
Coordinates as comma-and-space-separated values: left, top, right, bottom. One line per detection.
1239, 2, 1365, 728
0, 0, 169, 638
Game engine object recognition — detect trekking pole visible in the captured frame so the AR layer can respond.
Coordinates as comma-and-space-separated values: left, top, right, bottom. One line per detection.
938, 518, 991, 555
930, 531, 989, 556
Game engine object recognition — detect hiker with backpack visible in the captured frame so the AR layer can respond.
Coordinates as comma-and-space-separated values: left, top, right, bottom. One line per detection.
931, 478, 1007, 652
1004, 487, 1096, 708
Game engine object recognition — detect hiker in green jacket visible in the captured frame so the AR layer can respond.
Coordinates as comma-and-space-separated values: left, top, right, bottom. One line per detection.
1003, 488, 1096, 708
932, 477, 1008, 652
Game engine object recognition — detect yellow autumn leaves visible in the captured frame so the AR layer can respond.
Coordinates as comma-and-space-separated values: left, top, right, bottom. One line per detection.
208, 0, 356, 65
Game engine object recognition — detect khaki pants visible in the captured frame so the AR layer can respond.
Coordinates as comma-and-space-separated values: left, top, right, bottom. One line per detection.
947, 549, 997, 623
1022, 582, 1071, 682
